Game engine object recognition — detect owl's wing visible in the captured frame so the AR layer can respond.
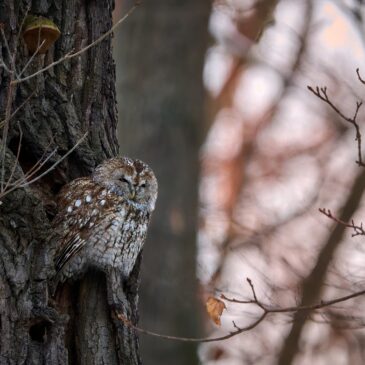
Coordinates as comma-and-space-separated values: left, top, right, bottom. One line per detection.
53, 177, 119, 274
54, 212, 116, 273
54, 230, 85, 273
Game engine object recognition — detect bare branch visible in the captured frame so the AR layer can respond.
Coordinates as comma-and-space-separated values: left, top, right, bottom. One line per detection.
307, 85, 364, 167
12, 6, 31, 62
114, 278, 365, 343
0, 132, 88, 201
3, 122, 23, 192
0, 74, 15, 192
0, 27, 18, 78
0, 91, 36, 128
0, 59, 11, 73
18, 39, 46, 78
319, 208, 365, 237
224, 279, 365, 314
6, 146, 59, 187
114, 310, 268, 343
5, 137, 58, 188
18, 132, 88, 187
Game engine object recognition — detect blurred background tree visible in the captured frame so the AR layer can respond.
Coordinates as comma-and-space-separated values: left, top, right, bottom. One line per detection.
114, 1, 211, 364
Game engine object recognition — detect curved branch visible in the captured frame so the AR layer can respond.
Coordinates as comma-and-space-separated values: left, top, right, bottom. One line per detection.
115, 278, 365, 344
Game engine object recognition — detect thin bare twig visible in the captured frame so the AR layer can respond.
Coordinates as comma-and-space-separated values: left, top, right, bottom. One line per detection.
0, 91, 36, 128
0, 59, 11, 73
18, 39, 46, 78
7, 137, 57, 185
18, 132, 88, 187
0, 16, 30, 185
0, 27, 18, 78
319, 208, 365, 237
0, 132, 88, 200
0, 73, 15, 192
114, 278, 365, 343
3, 122, 23, 192
13, 6, 31, 62
223, 278, 365, 314
114, 310, 268, 343
6, 146, 59, 186
307, 85, 364, 167
356, 68, 365, 85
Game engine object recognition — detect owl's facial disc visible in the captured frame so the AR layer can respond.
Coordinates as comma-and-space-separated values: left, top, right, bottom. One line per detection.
91, 157, 157, 212
92, 160, 136, 199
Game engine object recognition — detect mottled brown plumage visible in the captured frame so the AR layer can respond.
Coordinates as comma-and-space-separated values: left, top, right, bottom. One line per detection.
52, 157, 158, 283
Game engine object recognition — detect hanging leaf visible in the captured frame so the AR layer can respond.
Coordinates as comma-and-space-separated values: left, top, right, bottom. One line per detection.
206, 297, 226, 326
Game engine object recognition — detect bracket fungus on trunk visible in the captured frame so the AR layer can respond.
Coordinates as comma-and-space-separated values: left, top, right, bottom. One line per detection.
22, 15, 60, 54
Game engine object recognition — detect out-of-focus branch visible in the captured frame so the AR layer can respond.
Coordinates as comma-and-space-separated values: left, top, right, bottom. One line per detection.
207, 0, 313, 288
307, 85, 364, 167
277, 167, 365, 365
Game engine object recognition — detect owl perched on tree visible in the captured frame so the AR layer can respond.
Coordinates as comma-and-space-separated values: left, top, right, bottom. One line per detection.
52, 157, 158, 286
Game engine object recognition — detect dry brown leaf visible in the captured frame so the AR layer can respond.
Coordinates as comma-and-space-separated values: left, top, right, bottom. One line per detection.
206, 296, 226, 326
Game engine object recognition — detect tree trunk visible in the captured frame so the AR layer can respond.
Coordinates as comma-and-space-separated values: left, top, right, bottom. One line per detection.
114, 1, 211, 364
0, 1, 139, 364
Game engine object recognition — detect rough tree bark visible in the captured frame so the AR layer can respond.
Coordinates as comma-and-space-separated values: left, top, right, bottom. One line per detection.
0, 1, 140, 364
114, 1, 211, 364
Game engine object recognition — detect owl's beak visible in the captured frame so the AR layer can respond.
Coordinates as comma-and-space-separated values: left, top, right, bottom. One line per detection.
129, 188, 136, 200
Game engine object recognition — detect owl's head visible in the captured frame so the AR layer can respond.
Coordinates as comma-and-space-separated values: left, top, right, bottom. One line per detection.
92, 157, 158, 212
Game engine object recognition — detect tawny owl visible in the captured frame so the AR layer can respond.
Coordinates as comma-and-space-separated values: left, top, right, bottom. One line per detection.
52, 157, 158, 286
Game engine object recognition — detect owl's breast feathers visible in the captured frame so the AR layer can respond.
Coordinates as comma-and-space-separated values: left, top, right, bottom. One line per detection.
53, 177, 149, 276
